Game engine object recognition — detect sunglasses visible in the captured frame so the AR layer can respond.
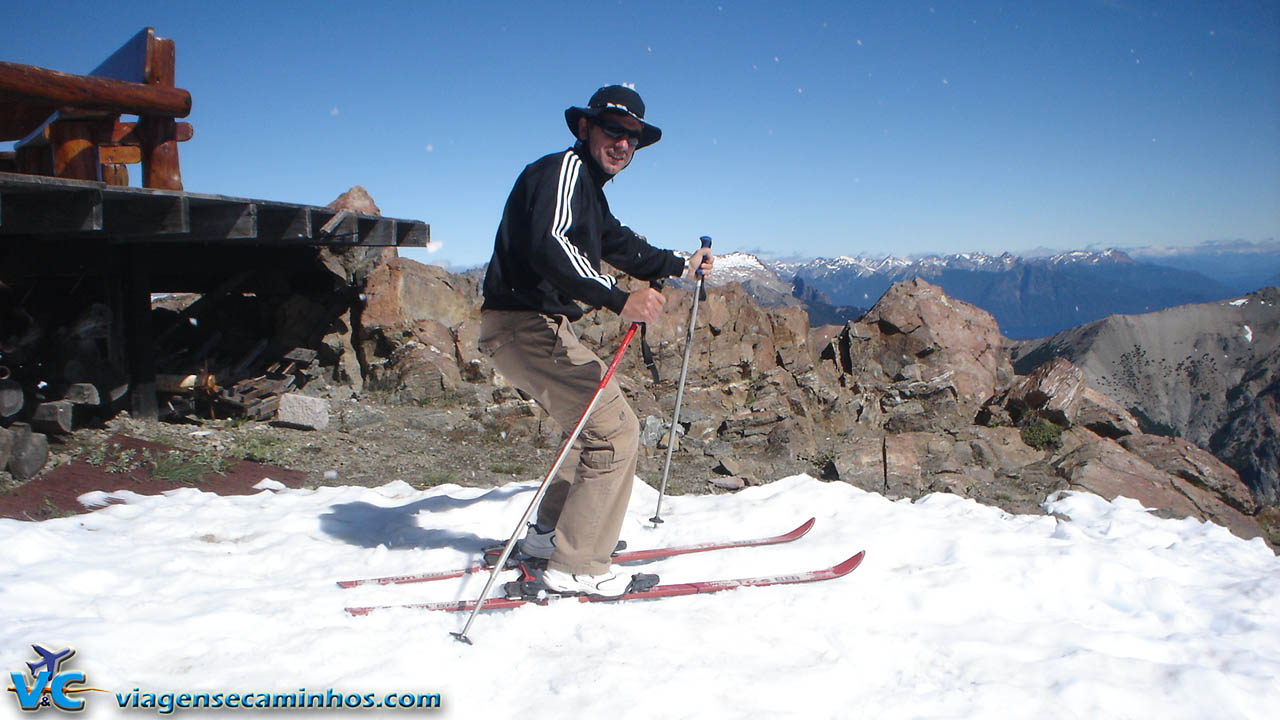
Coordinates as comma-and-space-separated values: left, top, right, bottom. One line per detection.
594, 118, 644, 146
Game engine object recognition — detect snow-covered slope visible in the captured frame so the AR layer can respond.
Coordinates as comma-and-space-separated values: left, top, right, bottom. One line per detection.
2, 476, 1277, 718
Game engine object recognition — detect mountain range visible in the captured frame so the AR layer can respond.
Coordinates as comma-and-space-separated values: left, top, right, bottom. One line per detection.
696, 242, 1279, 339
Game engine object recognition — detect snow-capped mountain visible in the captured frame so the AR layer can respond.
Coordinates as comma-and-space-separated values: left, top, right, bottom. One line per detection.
764, 249, 1236, 339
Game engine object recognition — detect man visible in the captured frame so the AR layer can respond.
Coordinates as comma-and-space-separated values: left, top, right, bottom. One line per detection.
479, 85, 714, 596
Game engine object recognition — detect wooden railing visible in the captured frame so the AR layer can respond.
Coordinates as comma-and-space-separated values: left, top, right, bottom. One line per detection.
0, 27, 192, 189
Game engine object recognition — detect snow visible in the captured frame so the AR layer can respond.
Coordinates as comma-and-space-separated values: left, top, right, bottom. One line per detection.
3, 476, 1278, 719
711, 252, 767, 272
1229, 298, 1249, 307
1243, 325, 1253, 343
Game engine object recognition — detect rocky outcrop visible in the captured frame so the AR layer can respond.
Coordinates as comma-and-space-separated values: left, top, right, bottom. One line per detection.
835, 278, 1010, 408
979, 356, 1141, 438
333, 259, 1275, 550
1119, 434, 1256, 514
1011, 286, 1280, 506
358, 259, 481, 401
1053, 437, 1263, 542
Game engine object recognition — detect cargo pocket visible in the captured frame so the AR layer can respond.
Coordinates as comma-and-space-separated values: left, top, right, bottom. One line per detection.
577, 390, 635, 473
552, 316, 607, 375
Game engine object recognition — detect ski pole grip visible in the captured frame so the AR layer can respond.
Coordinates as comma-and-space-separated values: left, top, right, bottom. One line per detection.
696, 236, 712, 278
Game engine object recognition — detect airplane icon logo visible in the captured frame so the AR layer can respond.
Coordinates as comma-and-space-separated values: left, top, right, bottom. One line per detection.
7, 643, 106, 712
26, 645, 75, 678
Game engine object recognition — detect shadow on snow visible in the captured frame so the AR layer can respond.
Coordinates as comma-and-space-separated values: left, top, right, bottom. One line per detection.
319, 485, 534, 551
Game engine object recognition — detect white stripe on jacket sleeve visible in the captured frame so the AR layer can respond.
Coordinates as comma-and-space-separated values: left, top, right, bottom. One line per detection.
551, 152, 615, 290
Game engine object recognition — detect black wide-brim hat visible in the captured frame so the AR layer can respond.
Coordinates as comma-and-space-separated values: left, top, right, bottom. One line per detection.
565, 85, 662, 148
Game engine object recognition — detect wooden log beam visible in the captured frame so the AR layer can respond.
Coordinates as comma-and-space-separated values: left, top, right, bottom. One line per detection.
99, 145, 142, 165
108, 121, 193, 145
19, 120, 193, 147
0, 61, 192, 118
0, 102, 57, 141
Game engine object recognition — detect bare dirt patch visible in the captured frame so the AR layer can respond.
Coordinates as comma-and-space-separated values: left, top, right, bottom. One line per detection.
1, 394, 730, 522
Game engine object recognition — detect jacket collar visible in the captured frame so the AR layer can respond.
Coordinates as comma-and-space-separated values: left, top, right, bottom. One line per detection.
573, 142, 613, 187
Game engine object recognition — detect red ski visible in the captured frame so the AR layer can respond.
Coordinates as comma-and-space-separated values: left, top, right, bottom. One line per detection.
344, 549, 864, 616
336, 517, 816, 589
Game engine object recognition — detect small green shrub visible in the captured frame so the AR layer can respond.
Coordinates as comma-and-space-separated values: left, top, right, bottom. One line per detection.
487, 462, 527, 476
420, 470, 460, 487
1020, 420, 1063, 450
149, 448, 227, 483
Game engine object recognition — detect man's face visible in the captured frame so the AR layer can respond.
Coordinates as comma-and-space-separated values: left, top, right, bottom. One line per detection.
578, 111, 642, 175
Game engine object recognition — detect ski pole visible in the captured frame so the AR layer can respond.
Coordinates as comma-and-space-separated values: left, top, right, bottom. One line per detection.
650, 235, 712, 525
452, 320, 642, 645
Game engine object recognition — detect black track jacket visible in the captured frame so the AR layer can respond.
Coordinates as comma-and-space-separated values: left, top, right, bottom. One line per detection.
481, 143, 685, 321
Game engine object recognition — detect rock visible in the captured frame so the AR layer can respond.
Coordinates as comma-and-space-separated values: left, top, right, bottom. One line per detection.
357, 259, 480, 403
321, 309, 363, 392
1002, 356, 1086, 426
1052, 437, 1265, 542
365, 324, 463, 401
859, 278, 1008, 405
831, 436, 886, 492
327, 185, 381, 215
1120, 434, 1256, 514
714, 454, 759, 481
970, 426, 1047, 474
639, 415, 666, 448
765, 419, 815, 461
1212, 381, 1280, 507
1011, 285, 1280, 508
1054, 437, 1201, 518
981, 356, 1140, 440
769, 306, 812, 370
708, 476, 747, 491
0, 426, 12, 470
339, 404, 386, 429
273, 393, 329, 430
1076, 386, 1140, 438
319, 186, 395, 285
362, 258, 477, 331
5, 422, 48, 480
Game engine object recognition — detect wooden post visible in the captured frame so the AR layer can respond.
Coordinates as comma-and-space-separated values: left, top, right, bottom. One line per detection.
49, 119, 99, 181
108, 248, 158, 420
139, 31, 182, 190
125, 250, 158, 420
139, 116, 181, 190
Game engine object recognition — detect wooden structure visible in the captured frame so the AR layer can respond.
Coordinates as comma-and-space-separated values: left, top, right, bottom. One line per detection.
1, 28, 191, 189
1, 29, 430, 477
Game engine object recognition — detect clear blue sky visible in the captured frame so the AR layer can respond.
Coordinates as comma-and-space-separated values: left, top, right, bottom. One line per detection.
7, 1, 1278, 269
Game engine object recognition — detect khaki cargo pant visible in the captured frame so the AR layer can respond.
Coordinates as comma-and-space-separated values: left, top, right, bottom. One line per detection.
478, 310, 639, 575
